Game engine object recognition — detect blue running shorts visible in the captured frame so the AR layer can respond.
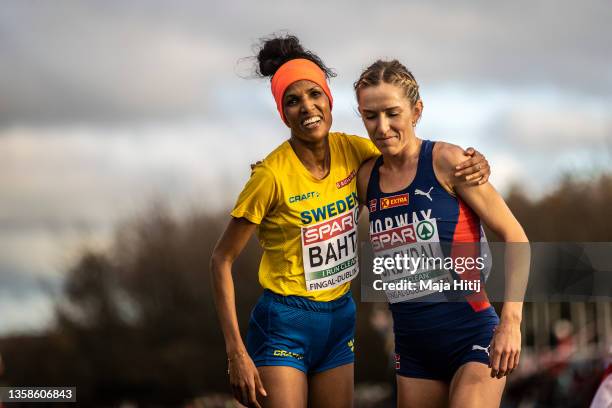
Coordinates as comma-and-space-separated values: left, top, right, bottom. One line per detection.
392, 302, 499, 382
246, 289, 355, 374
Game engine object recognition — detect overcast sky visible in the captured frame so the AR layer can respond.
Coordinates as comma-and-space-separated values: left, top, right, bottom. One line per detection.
1, 0, 611, 334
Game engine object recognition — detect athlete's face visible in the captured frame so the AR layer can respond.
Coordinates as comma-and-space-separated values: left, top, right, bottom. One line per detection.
283, 80, 332, 143
357, 83, 422, 156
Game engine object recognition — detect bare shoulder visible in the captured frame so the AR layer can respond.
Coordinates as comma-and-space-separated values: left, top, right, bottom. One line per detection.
432, 141, 468, 194
433, 141, 466, 170
357, 156, 378, 185
356, 156, 379, 204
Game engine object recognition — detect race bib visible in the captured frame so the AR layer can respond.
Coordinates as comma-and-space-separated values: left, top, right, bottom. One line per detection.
301, 207, 360, 291
371, 217, 454, 303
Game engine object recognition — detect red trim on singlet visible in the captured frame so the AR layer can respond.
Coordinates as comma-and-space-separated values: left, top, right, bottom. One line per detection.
602, 363, 612, 382
451, 199, 491, 312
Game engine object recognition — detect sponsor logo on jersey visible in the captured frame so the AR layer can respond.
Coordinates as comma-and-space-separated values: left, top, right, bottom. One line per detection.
348, 339, 354, 353
370, 223, 417, 251
395, 353, 401, 370
300, 192, 359, 225
273, 349, 304, 360
369, 199, 377, 212
289, 191, 320, 204
414, 187, 434, 202
369, 211, 434, 251
336, 170, 356, 189
416, 220, 435, 240
302, 211, 355, 246
380, 193, 409, 210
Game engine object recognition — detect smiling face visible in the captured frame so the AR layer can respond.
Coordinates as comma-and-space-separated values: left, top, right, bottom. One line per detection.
357, 82, 423, 156
283, 80, 332, 144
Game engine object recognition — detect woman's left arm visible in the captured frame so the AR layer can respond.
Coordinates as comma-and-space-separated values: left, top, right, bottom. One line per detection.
435, 143, 530, 379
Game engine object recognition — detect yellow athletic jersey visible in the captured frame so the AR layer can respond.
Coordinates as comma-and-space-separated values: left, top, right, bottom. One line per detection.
231, 132, 380, 301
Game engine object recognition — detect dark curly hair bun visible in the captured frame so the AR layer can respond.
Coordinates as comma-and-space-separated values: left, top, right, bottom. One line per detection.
255, 34, 335, 79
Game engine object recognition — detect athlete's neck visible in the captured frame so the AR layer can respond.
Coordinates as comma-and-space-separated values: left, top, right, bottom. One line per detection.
289, 135, 330, 180
383, 137, 422, 172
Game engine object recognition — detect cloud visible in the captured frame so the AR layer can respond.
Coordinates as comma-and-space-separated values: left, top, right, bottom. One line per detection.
0, 120, 286, 234
491, 98, 612, 152
0, 1, 240, 125
1, 0, 611, 126
0, 291, 56, 335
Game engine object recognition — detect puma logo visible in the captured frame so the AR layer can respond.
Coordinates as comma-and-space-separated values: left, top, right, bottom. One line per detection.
472, 344, 490, 356
415, 187, 434, 202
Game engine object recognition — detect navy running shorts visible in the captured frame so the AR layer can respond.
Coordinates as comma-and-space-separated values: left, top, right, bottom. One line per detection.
392, 302, 499, 382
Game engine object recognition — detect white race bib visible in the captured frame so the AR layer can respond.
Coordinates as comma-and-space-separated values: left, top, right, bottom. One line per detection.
372, 218, 454, 303
301, 207, 359, 291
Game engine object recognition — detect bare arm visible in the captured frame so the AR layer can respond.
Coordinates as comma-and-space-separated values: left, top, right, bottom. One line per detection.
210, 217, 266, 407
356, 157, 378, 206
211, 217, 256, 354
434, 142, 530, 378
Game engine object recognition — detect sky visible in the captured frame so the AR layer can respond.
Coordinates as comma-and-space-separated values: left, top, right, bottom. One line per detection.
1, 0, 611, 334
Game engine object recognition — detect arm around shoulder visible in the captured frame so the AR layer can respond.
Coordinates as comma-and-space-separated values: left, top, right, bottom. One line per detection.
434, 142, 527, 243
432, 141, 471, 194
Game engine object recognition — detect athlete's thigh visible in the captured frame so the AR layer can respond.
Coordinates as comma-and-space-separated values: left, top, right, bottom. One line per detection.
308, 363, 354, 408
258, 366, 308, 408
397, 375, 448, 408
449, 362, 505, 408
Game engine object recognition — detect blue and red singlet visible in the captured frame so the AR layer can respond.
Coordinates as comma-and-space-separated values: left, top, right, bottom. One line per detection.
367, 139, 499, 381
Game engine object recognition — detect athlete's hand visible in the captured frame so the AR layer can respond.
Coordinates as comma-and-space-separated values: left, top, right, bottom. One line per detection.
228, 351, 267, 408
489, 321, 521, 379
455, 147, 490, 185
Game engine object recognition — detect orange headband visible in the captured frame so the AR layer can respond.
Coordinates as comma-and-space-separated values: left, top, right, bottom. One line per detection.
271, 58, 333, 126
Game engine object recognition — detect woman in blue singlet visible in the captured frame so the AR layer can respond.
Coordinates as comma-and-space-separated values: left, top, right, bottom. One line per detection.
211, 36, 493, 408
355, 60, 529, 407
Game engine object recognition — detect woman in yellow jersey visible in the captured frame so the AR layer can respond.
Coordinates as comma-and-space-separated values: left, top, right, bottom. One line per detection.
210, 35, 490, 408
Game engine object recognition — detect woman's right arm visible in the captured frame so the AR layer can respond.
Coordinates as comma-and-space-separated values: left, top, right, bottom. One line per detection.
210, 217, 267, 408
356, 157, 377, 205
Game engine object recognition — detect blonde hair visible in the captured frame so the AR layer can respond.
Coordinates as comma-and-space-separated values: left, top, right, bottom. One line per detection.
354, 59, 420, 106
